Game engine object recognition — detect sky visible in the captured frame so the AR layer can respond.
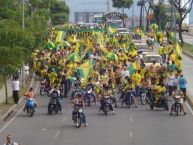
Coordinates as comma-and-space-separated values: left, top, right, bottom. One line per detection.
65, 0, 139, 22
65, 0, 193, 23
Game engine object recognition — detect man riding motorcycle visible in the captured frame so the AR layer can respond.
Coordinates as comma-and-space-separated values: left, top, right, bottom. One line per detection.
170, 87, 186, 115
49, 85, 62, 112
99, 83, 115, 114
23, 87, 37, 112
152, 83, 167, 109
72, 94, 88, 126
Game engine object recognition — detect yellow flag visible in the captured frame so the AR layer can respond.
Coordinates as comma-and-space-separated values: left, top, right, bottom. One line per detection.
55, 31, 64, 43
86, 38, 95, 51
176, 43, 182, 56
132, 61, 140, 70
108, 25, 116, 33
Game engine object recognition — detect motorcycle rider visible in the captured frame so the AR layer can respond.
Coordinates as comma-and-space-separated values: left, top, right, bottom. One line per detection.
99, 83, 115, 114
49, 84, 62, 112
85, 77, 97, 103
23, 87, 37, 112
71, 76, 83, 99
122, 77, 138, 108
72, 94, 88, 126
170, 86, 186, 115
153, 83, 166, 109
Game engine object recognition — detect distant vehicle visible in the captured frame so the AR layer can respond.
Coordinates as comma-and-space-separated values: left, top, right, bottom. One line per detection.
118, 31, 134, 38
144, 54, 162, 68
165, 22, 189, 32
176, 23, 189, 32
106, 20, 124, 29
135, 43, 151, 54
103, 12, 128, 29
93, 14, 103, 25
116, 27, 128, 33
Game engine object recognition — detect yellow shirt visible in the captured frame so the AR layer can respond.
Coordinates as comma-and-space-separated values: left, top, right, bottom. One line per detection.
132, 73, 141, 86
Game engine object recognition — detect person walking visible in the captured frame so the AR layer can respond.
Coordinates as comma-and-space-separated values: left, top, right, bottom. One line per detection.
3, 135, 21, 145
178, 74, 187, 101
12, 76, 20, 104
23, 63, 30, 82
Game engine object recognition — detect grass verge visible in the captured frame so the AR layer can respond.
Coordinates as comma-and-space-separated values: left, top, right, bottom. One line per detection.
183, 43, 193, 54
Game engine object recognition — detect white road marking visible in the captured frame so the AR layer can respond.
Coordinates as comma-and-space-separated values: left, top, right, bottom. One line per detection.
0, 81, 39, 134
42, 128, 46, 131
54, 130, 61, 139
129, 115, 133, 123
129, 131, 133, 139
185, 102, 193, 115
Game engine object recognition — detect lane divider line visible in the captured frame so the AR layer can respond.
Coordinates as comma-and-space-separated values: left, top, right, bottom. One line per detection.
54, 130, 61, 139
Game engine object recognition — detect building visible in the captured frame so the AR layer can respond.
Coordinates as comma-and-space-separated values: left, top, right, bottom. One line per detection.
74, 12, 104, 23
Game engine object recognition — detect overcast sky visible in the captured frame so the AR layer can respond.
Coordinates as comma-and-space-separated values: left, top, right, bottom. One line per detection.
65, 0, 139, 22
65, 0, 193, 23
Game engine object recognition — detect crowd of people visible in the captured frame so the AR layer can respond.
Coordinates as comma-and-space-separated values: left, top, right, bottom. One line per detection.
30, 23, 187, 124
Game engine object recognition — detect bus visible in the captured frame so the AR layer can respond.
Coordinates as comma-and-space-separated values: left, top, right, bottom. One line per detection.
93, 14, 103, 25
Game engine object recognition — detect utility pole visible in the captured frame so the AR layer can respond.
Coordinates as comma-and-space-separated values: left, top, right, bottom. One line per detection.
107, 0, 111, 12
132, 3, 134, 29
22, 0, 25, 87
22, 0, 25, 30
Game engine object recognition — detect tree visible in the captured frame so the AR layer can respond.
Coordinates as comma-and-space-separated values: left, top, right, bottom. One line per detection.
0, 46, 24, 104
144, 0, 152, 31
137, 0, 146, 28
149, 1, 168, 30
112, 0, 133, 14
169, 0, 193, 45
50, 1, 70, 25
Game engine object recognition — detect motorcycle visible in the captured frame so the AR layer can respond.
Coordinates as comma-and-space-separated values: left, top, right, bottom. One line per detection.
40, 81, 46, 96
73, 106, 84, 128
140, 88, 149, 105
171, 95, 182, 116
149, 91, 169, 111
71, 86, 83, 100
40, 80, 50, 96
48, 93, 61, 115
85, 87, 94, 107
101, 96, 114, 115
25, 98, 35, 117
121, 89, 135, 108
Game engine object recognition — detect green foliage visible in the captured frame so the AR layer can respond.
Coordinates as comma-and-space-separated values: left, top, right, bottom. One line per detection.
0, 46, 24, 76
150, 3, 169, 30
112, 0, 133, 9
0, 0, 18, 19
50, 1, 70, 25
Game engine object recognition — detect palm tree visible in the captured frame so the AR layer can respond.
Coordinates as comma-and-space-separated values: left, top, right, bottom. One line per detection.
137, 0, 145, 28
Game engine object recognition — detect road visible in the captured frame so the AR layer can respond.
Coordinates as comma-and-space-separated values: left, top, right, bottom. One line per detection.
1, 80, 193, 145
0, 35, 193, 145
177, 33, 193, 45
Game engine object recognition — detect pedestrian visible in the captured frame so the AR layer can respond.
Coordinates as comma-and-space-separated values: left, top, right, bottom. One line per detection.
23, 63, 30, 82
3, 134, 21, 145
178, 74, 187, 101
12, 76, 20, 104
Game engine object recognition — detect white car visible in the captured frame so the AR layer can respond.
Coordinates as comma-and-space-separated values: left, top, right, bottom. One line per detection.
144, 54, 162, 68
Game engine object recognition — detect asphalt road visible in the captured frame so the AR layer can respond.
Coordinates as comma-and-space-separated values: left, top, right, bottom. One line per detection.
1, 36, 193, 145
0, 81, 193, 145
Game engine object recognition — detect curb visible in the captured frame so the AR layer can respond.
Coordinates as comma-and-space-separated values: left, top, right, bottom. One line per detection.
0, 76, 35, 122
182, 50, 193, 109
183, 49, 193, 59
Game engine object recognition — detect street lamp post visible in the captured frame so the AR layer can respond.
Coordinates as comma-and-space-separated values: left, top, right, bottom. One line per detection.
22, 0, 25, 30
